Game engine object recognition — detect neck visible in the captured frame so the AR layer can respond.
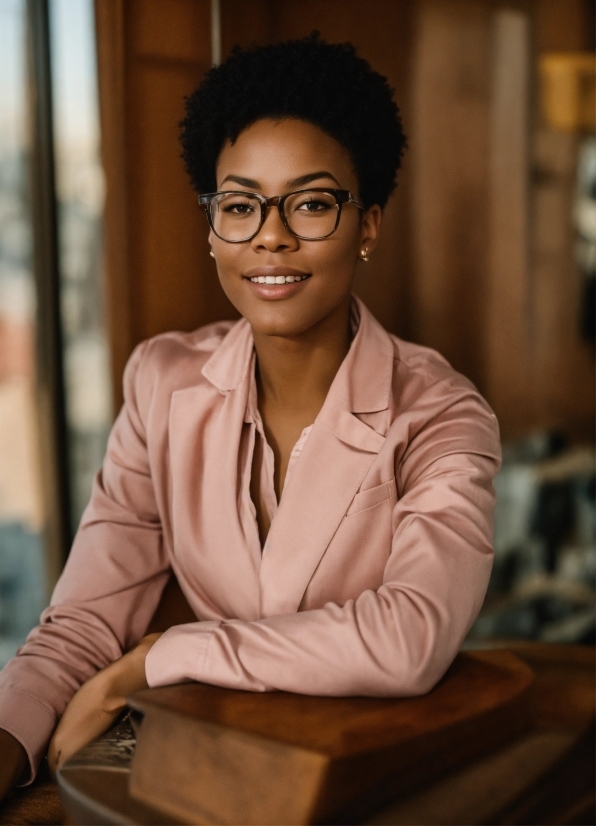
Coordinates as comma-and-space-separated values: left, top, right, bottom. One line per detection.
252, 298, 353, 413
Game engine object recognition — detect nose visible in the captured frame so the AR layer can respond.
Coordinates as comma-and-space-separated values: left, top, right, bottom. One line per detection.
250, 202, 299, 253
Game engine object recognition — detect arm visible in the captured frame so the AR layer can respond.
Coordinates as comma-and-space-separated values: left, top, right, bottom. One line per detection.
0, 341, 170, 783
146, 391, 501, 697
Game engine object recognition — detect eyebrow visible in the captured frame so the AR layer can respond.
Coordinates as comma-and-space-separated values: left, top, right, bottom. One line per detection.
219, 170, 342, 190
220, 174, 260, 188
289, 171, 342, 188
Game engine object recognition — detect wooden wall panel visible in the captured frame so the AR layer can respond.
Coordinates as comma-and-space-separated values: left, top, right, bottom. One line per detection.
96, 0, 236, 410
126, 61, 210, 339
529, 0, 595, 440
485, 8, 532, 433
130, 0, 211, 63
410, 0, 492, 392
409, 0, 594, 439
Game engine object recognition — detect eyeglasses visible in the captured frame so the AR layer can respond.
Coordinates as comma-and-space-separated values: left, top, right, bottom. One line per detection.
198, 188, 364, 243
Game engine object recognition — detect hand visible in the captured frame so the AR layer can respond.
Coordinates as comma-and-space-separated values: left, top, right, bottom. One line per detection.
0, 729, 28, 803
47, 632, 161, 774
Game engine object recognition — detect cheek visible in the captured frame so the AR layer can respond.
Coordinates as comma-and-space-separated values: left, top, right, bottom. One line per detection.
316, 236, 359, 272
310, 229, 361, 286
212, 246, 246, 294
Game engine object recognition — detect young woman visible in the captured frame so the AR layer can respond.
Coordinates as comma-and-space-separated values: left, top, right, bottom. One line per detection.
0, 34, 500, 797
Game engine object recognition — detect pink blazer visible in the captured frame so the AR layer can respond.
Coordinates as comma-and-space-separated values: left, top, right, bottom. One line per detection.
0, 297, 501, 778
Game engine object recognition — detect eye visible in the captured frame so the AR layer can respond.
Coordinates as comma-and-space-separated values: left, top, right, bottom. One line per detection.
216, 194, 257, 216
294, 195, 334, 213
222, 200, 255, 215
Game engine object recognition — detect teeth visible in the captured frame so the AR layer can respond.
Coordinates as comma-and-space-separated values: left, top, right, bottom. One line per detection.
249, 274, 308, 284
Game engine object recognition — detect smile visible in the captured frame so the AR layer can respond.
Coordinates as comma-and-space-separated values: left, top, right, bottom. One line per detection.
247, 274, 310, 284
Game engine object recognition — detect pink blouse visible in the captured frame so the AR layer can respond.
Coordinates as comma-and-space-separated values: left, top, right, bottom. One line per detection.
243, 348, 314, 536
0, 297, 501, 781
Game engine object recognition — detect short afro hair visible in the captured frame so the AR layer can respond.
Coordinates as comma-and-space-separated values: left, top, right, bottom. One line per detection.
180, 33, 406, 209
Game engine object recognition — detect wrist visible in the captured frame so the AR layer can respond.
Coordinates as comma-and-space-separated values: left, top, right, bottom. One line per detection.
106, 633, 162, 707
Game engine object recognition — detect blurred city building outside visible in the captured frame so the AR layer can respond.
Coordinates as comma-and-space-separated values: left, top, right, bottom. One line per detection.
50, 0, 111, 528
0, 0, 110, 667
0, 0, 45, 667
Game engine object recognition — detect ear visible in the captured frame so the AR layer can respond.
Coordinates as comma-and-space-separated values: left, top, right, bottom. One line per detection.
359, 204, 382, 255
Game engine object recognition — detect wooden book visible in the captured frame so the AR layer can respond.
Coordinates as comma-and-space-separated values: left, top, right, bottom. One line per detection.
124, 650, 532, 824
57, 645, 596, 825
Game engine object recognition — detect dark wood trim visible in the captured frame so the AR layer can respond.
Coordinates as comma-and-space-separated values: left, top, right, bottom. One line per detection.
26, 0, 72, 582
486, 6, 533, 436
94, 0, 134, 414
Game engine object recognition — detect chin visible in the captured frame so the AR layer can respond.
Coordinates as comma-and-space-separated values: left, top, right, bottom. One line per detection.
224, 283, 353, 339
246, 307, 316, 338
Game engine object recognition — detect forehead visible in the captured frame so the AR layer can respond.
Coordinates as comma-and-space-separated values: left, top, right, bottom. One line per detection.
216, 118, 357, 190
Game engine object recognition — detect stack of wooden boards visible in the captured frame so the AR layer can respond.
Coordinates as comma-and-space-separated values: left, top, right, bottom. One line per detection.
57, 642, 595, 825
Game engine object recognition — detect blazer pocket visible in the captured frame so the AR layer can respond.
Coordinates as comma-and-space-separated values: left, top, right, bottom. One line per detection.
345, 478, 397, 516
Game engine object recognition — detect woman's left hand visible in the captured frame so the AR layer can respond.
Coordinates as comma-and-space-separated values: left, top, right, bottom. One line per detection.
47, 632, 162, 774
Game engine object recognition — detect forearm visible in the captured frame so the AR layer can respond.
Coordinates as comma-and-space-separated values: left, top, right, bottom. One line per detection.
47, 633, 161, 773
147, 464, 496, 698
147, 562, 491, 698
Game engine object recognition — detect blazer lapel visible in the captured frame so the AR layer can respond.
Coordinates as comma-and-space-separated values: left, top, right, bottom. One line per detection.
258, 298, 395, 617
259, 410, 386, 617
168, 318, 263, 620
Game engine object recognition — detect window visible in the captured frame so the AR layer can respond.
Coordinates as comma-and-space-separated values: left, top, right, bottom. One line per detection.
0, 0, 109, 666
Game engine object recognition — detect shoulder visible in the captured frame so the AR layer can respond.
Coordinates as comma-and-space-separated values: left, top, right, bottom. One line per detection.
388, 333, 491, 416
134, 320, 236, 372
383, 333, 500, 468
122, 320, 237, 405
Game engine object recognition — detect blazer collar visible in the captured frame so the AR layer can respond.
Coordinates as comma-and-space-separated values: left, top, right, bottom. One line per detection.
200, 295, 394, 417
200, 313, 254, 393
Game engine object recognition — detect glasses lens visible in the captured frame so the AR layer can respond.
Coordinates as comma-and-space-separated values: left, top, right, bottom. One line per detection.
211, 192, 262, 241
284, 190, 339, 239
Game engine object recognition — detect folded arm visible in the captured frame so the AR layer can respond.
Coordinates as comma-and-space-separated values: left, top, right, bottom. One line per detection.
147, 395, 500, 697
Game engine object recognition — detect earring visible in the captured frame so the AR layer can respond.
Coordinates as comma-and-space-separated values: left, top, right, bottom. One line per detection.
209, 250, 215, 258
360, 247, 369, 262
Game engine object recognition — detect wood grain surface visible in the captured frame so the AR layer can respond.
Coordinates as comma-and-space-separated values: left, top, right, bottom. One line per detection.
125, 650, 533, 824
52, 643, 595, 826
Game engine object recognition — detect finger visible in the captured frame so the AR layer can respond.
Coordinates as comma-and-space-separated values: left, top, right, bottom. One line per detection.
48, 705, 122, 774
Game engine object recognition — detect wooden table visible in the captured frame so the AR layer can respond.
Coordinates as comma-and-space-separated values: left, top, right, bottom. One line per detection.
57, 642, 595, 826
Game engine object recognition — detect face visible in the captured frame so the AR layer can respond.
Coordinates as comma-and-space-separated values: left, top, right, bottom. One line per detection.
209, 118, 381, 339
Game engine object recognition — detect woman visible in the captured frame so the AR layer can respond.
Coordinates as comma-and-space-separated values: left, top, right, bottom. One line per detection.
0, 34, 500, 796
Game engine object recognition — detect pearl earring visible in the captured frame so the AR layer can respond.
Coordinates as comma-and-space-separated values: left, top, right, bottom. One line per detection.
209, 250, 215, 258
360, 247, 369, 262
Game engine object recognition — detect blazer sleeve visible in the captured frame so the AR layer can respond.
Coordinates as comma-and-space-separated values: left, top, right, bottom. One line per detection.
146, 388, 501, 697
0, 341, 170, 782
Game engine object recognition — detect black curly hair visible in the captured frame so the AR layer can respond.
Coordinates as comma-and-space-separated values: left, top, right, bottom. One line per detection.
180, 33, 406, 210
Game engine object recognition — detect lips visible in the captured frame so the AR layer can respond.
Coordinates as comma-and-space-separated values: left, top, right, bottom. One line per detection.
243, 266, 310, 282
247, 273, 309, 284
242, 266, 311, 299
